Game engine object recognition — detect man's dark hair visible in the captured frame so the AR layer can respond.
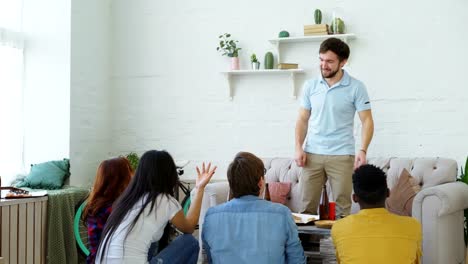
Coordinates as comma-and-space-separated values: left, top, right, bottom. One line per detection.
227, 152, 264, 198
352, 164, 388, 205
319, 37, 350, 61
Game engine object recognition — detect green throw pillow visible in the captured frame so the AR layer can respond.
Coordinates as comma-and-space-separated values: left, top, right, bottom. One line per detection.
16, 159, 70, 190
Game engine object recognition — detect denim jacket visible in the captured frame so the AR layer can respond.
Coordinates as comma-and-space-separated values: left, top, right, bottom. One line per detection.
202, 195, 305, 264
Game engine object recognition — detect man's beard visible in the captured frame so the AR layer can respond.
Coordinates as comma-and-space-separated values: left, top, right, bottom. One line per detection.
321, 68, 339, 79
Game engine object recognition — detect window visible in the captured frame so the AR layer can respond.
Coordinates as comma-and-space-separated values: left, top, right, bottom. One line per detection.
0, 0, 24, 185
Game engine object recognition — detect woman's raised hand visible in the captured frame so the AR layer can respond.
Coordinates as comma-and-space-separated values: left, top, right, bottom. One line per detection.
195, 162, 217, 189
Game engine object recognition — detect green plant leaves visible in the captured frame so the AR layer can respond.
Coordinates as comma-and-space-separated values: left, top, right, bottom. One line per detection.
250, 53, 258, 62
216, 33, 241, 57
125, 152, 140, 171
458, 156, 468, 184
457, 156, 468, 246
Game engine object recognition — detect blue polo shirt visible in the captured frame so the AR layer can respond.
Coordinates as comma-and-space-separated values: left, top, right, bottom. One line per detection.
300, 70, 371, 155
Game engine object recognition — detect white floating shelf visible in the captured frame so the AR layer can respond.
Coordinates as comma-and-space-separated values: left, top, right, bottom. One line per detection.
269, 33, 356, 66
268, 33, 356, 45
221, 69, 304, 75
221, 69, 305, 100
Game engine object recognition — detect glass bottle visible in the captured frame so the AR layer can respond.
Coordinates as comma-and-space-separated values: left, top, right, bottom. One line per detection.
319, 184, 330, 220
263, 183, 271, 201
330, 6, 346, 35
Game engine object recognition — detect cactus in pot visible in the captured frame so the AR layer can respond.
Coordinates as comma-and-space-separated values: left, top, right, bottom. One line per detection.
251, 53, 260, 70
314, 9, 322, 24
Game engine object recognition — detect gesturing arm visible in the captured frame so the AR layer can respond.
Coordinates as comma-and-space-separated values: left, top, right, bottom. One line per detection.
171, 162, 217, 233
295, 108, 311, 167
354, 110, 374, 169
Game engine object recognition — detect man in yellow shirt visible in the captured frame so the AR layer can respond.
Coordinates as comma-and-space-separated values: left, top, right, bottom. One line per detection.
331, 164, 422, 264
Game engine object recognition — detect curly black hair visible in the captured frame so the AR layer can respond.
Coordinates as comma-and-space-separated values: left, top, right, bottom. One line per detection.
352, 164, 388, 204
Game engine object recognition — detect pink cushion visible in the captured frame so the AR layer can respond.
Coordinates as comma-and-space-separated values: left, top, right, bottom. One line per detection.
268, 182, 292, 205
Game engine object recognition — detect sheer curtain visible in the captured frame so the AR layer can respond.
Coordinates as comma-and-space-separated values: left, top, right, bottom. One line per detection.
0, 0, 24, 185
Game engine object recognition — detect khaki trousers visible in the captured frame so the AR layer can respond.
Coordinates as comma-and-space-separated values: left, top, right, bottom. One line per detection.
300, 153, 355, 217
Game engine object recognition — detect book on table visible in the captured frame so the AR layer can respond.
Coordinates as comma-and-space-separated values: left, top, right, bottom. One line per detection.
292, 213, 319, 224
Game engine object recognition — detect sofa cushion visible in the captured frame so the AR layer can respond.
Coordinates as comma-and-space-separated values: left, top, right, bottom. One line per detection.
16, 159, 70, 190
385, 169, 420, 216
268, 182, 291, 205
263, 158, 302, 212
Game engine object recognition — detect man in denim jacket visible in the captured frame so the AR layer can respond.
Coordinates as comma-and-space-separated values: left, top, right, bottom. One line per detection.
202, 152, 305, 264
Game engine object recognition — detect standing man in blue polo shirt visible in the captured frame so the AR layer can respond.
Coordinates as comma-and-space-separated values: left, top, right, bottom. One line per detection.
295, 37, 374, 217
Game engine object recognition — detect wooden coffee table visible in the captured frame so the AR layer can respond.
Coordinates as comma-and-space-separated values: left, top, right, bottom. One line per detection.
297, 224, 336, 264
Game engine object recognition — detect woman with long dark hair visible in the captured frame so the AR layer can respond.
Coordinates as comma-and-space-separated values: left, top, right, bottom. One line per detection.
83, 157, 133, 264
95, 150, 216, 264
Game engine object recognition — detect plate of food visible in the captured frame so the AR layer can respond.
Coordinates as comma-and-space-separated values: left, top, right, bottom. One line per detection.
0, 187, 47, 199
292, 213, 319, 224
314, 220, 336, 229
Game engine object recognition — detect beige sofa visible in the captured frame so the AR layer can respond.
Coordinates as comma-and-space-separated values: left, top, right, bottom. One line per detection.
193, 157, 468, 264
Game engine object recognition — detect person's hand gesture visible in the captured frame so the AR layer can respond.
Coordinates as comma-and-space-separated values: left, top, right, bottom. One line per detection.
295, 149, 307, 167
354, 150, 367, 169
195, 162, 217, 189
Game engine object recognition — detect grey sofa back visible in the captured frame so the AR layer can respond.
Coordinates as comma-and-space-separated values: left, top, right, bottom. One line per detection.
369, 157, 457, 189
263, 157, 459, 214
263, 158, 303, 213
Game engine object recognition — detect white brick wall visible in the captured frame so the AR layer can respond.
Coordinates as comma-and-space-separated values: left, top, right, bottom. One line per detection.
70, 0, 112, 186
70, 0, 468, 185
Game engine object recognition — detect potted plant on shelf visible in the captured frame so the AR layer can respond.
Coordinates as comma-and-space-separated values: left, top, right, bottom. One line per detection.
124, 152, 140, 171
250, 53, 260, 70
457, 156, 468, 246
216, 33, 241, 70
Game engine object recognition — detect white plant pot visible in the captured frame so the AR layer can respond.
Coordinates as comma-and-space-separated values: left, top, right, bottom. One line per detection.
251, 62, 260, 70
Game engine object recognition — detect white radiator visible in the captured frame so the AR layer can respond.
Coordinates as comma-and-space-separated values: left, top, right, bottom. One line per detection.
0, 197, 48, 264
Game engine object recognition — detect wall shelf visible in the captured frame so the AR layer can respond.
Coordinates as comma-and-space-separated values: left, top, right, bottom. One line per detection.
219, 34, 356, 100
269, 33, 356, 63
221, 69, 305, 100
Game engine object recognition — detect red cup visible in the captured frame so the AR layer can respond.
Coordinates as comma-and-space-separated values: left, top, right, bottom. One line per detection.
329, 202, 336, 220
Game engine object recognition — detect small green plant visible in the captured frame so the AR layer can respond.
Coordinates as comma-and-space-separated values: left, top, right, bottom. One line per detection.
278, 30, 290, 38
216, 33, 241, 57
314, 9, 322, 24
457, 156, 468, 246
250, 53, 258, 63
330, 17, 345, 34
125, 152, 140, 171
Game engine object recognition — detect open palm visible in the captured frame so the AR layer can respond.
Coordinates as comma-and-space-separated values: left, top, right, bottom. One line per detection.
195, 162, 217, 188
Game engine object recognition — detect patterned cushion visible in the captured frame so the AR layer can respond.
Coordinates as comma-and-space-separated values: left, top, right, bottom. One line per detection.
385, 169, 420, 216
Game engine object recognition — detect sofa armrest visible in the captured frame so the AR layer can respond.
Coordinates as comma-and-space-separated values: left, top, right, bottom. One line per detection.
190, 181, 229, 263
413, 181, 468, 218
190, 181, 229, 225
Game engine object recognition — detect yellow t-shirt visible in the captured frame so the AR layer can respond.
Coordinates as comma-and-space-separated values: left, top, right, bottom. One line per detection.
331, 208, 422, 264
